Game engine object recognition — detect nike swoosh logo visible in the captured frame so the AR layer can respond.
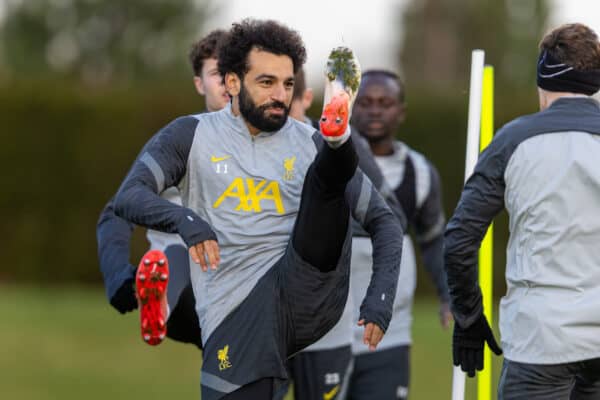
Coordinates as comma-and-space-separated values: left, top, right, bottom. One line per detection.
323, 385, 340, 400
211, 155, 231, 163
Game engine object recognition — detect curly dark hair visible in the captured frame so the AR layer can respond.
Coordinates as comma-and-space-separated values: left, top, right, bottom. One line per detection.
188, 29, 226, 76
218, 19, 306, 81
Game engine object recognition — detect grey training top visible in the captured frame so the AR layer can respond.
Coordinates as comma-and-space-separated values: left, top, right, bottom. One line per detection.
445, 97, 600, 364
352, 142, 448, 353
114, 104, 402, 343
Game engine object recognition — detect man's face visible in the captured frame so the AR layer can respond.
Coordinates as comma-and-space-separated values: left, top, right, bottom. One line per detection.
351, 77, 405, 142
193, 57, 229, 112
229, 48, 295, 132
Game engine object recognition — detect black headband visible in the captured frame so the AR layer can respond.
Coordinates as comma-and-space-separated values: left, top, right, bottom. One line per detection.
537, 50, 600, 95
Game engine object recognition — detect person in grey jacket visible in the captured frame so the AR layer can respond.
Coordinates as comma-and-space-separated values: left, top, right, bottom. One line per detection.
445, 22, 600, 399
112, 19, 402, 399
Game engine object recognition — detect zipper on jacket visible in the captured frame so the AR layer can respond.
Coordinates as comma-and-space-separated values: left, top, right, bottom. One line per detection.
251, 135, 257, 168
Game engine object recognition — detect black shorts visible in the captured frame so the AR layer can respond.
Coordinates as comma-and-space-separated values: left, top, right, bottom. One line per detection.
347, 345, 410, 400
290, 345, 353, 400
201, 239, 352, 400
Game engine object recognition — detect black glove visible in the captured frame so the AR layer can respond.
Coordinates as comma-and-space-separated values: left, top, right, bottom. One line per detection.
110, 276, 138, 314
453, 313, 502, 377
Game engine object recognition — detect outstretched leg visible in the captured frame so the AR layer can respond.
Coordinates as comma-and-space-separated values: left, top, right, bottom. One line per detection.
292, 137, 358, 272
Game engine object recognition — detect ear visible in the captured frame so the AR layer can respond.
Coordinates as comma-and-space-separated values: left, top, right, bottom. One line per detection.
193, 76, 205, 96
302, 88, 314, 110
225, 72, 241, 97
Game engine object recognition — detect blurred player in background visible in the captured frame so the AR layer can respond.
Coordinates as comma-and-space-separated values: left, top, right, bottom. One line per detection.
96, 29, 227, 349
445, 23, 600, 399
347, 70, 451, 400
189, 29, 230, 113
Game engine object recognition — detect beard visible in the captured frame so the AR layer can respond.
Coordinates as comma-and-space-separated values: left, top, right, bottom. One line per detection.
239, 84, 289, 132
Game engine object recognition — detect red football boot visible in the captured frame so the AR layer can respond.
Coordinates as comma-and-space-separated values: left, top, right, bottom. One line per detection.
319, 91, 351, 139
319, 46, 361, 145
136, 250, 169, 346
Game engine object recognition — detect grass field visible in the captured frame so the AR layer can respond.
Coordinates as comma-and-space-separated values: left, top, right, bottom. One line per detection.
1, 285, 503, 399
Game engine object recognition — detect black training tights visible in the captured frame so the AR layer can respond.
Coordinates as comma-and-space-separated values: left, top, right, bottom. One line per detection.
292, 138, 358, 272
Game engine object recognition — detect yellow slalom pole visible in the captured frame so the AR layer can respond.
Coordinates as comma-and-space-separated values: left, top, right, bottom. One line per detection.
477, 65, 495, 400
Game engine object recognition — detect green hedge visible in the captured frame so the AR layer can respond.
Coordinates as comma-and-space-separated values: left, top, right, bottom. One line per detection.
0, 80, 204, 282
0, 79, 540, 297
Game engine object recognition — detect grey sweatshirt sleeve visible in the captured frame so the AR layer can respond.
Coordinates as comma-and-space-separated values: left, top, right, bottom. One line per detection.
414, 164, 449, 302
113, 116, 217, 247
345, 170, 404, 332
444, 138, 506, 328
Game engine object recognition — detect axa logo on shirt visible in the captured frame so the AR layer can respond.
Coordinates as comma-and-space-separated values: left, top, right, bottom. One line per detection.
213, 177, 285, 214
